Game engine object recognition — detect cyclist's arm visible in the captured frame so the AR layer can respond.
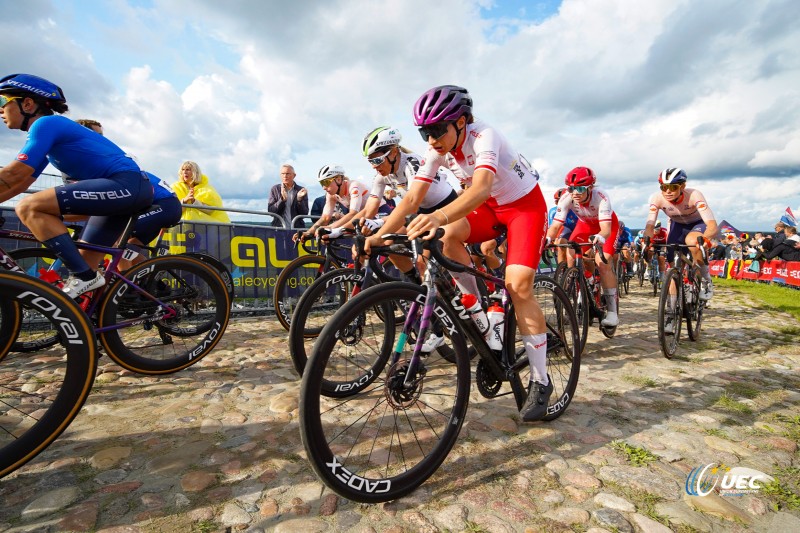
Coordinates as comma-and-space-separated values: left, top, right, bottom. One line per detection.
598, 220, 612, 241
0, 161, 35, 203
361, 195, 383, 222
546, 220, 563, 241
702, 219, 719, 243
374, 179, 432, 236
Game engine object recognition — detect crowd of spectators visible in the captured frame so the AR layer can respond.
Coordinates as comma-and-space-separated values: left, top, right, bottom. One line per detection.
709, 219, 800, 264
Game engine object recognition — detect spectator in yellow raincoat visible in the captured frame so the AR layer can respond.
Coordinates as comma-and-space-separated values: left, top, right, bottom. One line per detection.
172, 161, 230, 223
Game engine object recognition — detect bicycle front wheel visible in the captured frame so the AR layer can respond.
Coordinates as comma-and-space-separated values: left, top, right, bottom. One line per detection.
685, 269, 704, 341
561, 266, 590, 354
7, 247, 68, 353
98, 255, 231, 374
300, 282, 471, 503
657, 269, 682, 359
273, 254, 331, 331
288, 266, 363, 376
0, 271, 97, 479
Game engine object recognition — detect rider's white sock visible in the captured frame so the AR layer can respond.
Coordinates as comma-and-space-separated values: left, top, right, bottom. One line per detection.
699, 264, 711, 281
451, 270, 480, 297
523, 333, 548, 385
604, 288, 618, 312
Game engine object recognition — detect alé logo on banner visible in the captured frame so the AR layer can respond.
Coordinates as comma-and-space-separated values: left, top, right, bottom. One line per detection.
685, 463, 773, 497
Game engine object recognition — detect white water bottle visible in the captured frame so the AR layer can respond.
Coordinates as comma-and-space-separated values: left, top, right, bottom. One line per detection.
486, 302, 505, 350
461, 293, 489, 335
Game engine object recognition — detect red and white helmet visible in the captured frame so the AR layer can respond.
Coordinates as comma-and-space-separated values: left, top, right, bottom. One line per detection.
565, 167, 596, 187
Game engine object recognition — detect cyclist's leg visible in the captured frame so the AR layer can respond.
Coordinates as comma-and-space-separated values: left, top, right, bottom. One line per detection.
441, 204, 500, 297
493, 188, 553, 421
121, 195, 183, 271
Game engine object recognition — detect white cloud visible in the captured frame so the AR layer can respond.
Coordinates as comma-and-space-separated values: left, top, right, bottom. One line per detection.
1, 0, 799, 230
749, 138, 800, 168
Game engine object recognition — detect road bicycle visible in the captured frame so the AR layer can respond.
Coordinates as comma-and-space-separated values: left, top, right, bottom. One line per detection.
0, 270, 97, 479
299, 229, 580, 503
287, 232, 405, 378
0, 214, 231, 374
273, 232, 352, 331
554, 241, 618, 354
654, 238, 707, 359
615, 254, 631, 296
635, 246, 647, 287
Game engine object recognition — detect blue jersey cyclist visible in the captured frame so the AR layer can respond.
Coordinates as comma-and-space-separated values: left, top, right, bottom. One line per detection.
613, 220, 634, 277
0, 73, 153, 297
71, 119, 181, 270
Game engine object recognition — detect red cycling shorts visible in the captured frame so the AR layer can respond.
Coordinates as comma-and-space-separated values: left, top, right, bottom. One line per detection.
464, 186, 547, 269
570, 213, 620, 257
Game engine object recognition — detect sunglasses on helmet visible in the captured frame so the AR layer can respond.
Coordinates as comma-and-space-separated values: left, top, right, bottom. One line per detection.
568, 185, 589, 194
660, 183, 682, 192
417, 122, 451, 142
367, 149, 392, 166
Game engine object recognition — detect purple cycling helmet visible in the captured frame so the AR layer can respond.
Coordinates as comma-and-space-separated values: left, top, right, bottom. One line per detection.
413, 85, 472, 126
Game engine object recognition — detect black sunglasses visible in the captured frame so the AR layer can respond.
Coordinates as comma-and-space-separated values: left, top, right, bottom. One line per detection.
418, 122, 451, 142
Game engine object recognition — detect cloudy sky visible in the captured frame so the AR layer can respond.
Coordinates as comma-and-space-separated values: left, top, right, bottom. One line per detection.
1, 0, 798, 231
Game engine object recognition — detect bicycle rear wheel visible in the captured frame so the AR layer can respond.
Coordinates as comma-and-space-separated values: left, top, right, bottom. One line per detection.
300, 282, 470, 503
657, 269, 682, 359
288, 266, 363, 376
0, 271, 97, 479
637, 258, 646, 287
7, 247, 69, 353
98, 255, 231, 374
273, 254, 331, 332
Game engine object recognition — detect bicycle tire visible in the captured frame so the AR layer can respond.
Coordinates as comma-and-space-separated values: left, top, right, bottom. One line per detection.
507, 276, 581, 421
97, 255, 231, 374
0, 271, 97, 479
561, 266, 590, 354
657, 269, 682, 359
685, 269, 704, 341
637, 258, 646, 287
553, 261, 568, 286
289, 266, 364, 376
181, 252, 235, 303
0, 298, 19, 362
273, 254, 334, 331
7, 247, 68, 353
300, 282, 470, 503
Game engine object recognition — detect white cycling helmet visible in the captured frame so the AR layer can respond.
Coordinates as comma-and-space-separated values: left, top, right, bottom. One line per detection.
362, 126, 402, 157
317, 164, 345, 183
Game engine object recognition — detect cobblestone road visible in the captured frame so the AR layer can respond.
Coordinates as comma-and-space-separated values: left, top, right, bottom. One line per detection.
1, 282, 799, 532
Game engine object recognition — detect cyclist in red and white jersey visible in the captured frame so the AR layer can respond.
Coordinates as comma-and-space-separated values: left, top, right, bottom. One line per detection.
547, 167, 620, 327
403, 85, 550, 422
297, 165, 370, 240
643, 168, 718, 300
361, 126, 457, 288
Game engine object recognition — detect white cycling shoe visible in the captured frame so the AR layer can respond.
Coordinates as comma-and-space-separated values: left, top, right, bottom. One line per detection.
62, 271, 106, 299
699, 280, 714, 301
420, 333, 445, 353
601, 311, 619, 327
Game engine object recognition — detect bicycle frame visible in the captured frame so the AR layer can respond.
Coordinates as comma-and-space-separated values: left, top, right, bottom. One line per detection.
0, 223, 178, 333
386, 237, 527, 407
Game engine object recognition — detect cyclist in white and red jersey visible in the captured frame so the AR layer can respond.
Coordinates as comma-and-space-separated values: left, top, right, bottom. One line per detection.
297, 165, 370, 240
361, 126, 457, 288
547, 167, 621, 327
644, 168, 718, 300
402, 85, 551, 422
